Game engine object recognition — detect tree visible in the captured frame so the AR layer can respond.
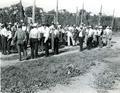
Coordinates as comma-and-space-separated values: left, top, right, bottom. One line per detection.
25, 6, 43, 23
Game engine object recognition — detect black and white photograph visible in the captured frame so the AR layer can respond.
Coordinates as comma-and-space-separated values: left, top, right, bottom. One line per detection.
0, 0, 120, 93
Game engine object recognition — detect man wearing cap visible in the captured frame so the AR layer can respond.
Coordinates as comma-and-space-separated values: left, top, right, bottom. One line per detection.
29, 23, 39, 59
13, 24, 27, 61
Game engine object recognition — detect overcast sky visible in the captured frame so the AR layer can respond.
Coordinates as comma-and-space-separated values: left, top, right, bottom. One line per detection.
0, 0, 120, 17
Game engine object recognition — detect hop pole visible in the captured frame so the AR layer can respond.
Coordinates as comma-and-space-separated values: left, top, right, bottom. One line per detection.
80, 2, 84, 25
111, 9, 115, 30
76, 7, 79, 26
98, 5, 102, 26
32, 0, 36, 23
55, 0, 58, 25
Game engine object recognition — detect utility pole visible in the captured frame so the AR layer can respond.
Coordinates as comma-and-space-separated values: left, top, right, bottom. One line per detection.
32, 0, 36, 23
98, 4, 102, 26
19, 0, 24, 22
80, 2, 84, 25
111, 9, 115, 30
56, 0, 58, 25
76, 7, 79, 26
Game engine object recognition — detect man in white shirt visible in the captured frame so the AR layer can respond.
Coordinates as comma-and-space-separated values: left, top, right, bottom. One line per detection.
22, 23, 27, 31
67, 26, 75, 46
78, 26, 85, 51
53, 25, 59, 54
7, 26, 12, 54
86, 26, 94, 49
38, 25, 44, 52
1, 23, 8, 55
49, 24, 55, 51
43, 24, 50, 57
29, 23, 39, 58
98, 26, 103, 48
104, 26, 112, 48
92, 26, 98, 47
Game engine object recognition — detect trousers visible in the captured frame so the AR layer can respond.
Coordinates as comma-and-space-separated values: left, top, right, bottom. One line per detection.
7, 38, 12, 54
87, 36, 93, 49
54, 37, 59, 54
1, 35, 7, 55
30, 38, 38, 59
17, 43, 27, 61
79, 37, 84, 51
44, 39, 50, 57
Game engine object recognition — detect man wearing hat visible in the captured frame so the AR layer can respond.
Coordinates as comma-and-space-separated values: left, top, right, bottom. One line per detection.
67, 26, 75, 46
49, 24, 55, 51
78, 26, 85, 51
43, 24, 50, 57
53, 25, 59, 54
104, 26, 112, 48
22, 23, 29, 58
1, 23, 8, 55
98, 26, 103, 48
13, 24, 27, 61
29, 23, 39, 59
7, 25, 12, 54
86, 25, 94, 49
11, 22, 18, 52
38, 24, 44, 52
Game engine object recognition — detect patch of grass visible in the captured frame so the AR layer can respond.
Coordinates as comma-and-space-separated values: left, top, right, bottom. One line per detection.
1, 47, 120, 93
94, 68, 120, 90
1, 51, 93, 93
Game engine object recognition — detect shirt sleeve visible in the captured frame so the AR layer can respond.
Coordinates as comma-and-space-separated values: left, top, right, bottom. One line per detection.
8, 31, 12, 39
44, 28, 50, 43
29, 30, 32, 38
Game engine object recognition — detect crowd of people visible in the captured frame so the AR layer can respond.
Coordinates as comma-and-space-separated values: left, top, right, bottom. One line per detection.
0, 22, 112, 61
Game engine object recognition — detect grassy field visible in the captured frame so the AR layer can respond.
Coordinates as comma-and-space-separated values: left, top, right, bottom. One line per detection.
1, 33, 120, 93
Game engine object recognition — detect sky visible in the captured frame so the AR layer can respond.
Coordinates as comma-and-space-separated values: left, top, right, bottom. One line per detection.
0, 0, 120, 17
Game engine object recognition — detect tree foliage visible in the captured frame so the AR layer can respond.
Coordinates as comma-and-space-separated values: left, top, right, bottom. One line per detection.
0, 3, 120, 31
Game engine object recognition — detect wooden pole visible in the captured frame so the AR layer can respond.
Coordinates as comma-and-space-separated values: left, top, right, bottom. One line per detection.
19, 0, 24, 22
32, 0, 36, 23
80, 2, 84, 25
51, 0, 59, 52
56, 0, 58, 25
111, 9, 115, 30
98, 5, 102, 26
76, 7, 79, 26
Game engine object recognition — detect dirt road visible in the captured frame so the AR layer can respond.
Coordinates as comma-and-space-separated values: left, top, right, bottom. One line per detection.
37, 34, 120, 93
